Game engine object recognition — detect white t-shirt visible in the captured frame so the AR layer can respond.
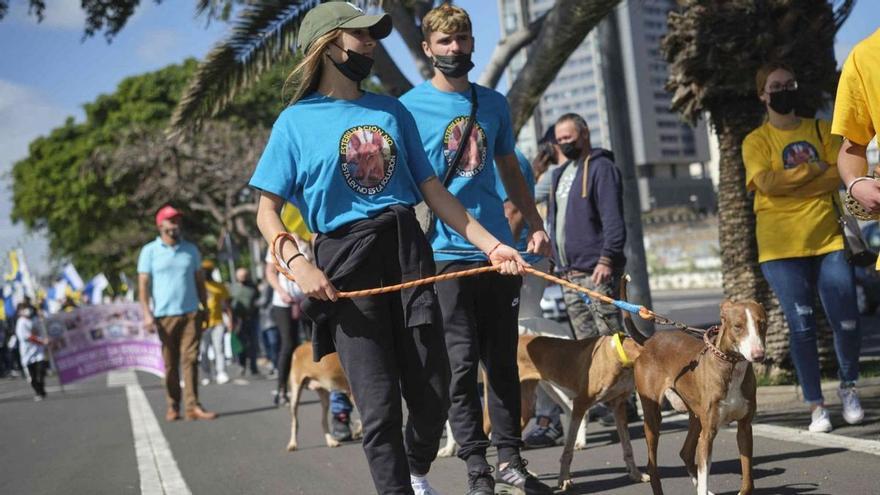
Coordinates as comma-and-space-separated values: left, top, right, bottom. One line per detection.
265, 249, 305, 308
15, 316, 45, 366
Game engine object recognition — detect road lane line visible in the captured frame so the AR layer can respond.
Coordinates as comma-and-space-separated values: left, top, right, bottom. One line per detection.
121, 371, 192, 494
660, 412, 880, 457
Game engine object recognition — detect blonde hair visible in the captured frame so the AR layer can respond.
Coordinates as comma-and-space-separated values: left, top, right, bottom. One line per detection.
283, 29, 341, 105
755, 61, 795, 97
421, 3, 472, 39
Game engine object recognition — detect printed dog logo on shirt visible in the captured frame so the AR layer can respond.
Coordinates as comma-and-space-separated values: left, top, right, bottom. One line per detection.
443, 116, 487, 177
781, 141, 820, 169
339, 125, 397, 195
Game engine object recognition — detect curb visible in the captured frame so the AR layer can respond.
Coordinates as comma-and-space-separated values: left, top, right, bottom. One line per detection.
757, 375, 880, 407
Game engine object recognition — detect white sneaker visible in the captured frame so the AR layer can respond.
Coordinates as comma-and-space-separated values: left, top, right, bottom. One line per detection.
410, 474, 442, 495
216, 372, 230, 385
838, 385, 865, 425
808, 406, 833, 433
200, 377, 211, 386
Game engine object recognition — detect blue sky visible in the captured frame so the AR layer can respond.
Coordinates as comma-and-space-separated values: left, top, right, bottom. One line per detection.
0, 0, 876, 278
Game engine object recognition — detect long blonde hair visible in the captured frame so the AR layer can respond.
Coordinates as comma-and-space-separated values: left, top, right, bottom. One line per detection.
283, 29, 341, 105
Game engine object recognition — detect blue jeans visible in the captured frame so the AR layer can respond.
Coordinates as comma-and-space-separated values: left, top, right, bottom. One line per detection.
261, 326, 280, 370
761, 250, 861, 404
330, 391, 353, 415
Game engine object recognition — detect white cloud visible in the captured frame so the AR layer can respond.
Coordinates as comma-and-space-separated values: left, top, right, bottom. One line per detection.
0, 79, 74, 278
136, 29, 182, 63
7, 0, 86, 30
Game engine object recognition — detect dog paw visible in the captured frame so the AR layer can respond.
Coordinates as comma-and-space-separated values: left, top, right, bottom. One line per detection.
629, 471, 650, 483
573, 441, 587, 450
558, 478, 573, 492
324, 434, 341, 448
437, 446, 456, 458
286, 443, 298, 452
351, 420, 364, 440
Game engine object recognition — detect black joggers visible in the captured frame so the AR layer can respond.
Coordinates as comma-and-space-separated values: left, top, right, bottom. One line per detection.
435, 261, 524, 470
328, 229, 449, 494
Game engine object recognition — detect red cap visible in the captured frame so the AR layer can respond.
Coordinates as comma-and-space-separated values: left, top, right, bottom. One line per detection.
155, 205, 182, 226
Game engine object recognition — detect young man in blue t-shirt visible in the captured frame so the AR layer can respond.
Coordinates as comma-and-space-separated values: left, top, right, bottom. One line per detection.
400, 5, 552, 494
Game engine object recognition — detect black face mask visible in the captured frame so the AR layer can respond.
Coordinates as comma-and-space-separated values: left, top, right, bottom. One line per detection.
768, 89, 798, 115
432, 53, 474, 78
329, 45, 374, 82
164, 228, 181, 241
559, 141, 583, 160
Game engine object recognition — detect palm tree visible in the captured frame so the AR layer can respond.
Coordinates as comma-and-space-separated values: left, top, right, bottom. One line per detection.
167, 0, 625, 137
664, 0, 855, 377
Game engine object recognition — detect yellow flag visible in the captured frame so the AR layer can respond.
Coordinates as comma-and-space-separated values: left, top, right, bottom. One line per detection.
280, 203, 312, 241
4, 250, 20, 281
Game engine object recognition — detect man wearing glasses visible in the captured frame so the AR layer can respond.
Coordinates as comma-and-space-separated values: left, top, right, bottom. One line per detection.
138, 205, 218, 422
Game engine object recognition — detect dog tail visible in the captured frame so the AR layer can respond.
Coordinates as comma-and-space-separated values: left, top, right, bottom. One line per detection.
620, 274, 649, 346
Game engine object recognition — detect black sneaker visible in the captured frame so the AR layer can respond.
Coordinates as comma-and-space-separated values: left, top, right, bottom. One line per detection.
523, 417, 563, 449
496, 457, 553, 495
466, 467, 495, 495
331, 412, 353, 442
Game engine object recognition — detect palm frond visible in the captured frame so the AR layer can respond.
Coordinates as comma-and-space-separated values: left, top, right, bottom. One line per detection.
168, 0, 321, 140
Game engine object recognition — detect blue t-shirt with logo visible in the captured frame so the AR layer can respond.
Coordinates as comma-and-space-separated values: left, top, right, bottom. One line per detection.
494, 148, 541, 262
249, 92, 436, 234
400, 81, 516, 261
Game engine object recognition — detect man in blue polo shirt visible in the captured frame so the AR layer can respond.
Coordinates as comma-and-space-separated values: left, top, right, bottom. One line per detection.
400, 5, 551, 494
138, 205, 217, 422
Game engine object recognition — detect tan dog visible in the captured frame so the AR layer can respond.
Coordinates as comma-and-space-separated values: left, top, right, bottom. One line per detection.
517, 332, 649, 490
625, 297, 767, 495
286, 342, 362, 451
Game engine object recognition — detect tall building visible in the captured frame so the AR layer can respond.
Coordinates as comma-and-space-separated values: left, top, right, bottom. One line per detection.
499, 0, 714, 211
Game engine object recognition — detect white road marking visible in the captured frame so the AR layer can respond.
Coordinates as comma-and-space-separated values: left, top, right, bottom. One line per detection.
661, 412, 880, 457
119, 370, 192, 495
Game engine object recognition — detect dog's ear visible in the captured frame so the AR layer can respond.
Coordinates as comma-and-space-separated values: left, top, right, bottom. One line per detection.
719, 300, 733, 325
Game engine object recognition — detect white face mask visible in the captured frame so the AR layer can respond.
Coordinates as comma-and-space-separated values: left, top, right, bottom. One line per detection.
19, 308, 33, 318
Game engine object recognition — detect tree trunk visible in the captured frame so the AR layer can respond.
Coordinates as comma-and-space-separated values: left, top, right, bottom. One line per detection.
506, 0, 622, 136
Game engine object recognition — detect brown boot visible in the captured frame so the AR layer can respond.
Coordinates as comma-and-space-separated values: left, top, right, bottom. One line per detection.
165, 407, 180, 422
185, 405, 218, 421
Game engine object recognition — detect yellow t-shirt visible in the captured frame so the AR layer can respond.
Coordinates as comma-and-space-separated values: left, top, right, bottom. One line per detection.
205, 280, 230, 327
832, 28, 880, 269
742, 118, 844, 263
832, 28, 880, 147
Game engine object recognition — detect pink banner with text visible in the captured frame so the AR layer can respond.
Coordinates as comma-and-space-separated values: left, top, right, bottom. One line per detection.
46, 303, 164, 384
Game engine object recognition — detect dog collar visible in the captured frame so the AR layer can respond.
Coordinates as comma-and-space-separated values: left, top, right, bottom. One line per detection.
702, 326, 744, 364
611, 333, 633, 367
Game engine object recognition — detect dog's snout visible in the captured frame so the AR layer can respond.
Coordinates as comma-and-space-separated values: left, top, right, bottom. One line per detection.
751, 348, 766, 363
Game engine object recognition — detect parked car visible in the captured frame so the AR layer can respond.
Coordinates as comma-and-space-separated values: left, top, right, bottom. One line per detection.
540, 284, 568, 321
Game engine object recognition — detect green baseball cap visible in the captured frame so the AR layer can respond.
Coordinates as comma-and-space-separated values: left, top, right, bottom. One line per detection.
298, 2, 393, 53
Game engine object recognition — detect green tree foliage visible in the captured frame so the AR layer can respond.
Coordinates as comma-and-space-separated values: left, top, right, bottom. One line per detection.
11, 56, 295, 277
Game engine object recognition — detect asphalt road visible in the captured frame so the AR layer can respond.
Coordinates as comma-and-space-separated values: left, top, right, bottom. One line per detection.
3, 291, 879, 495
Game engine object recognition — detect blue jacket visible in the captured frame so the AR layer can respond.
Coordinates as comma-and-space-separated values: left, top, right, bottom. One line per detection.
547, 148, 626, 273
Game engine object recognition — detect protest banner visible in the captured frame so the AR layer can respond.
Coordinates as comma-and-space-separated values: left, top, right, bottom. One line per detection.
46, 303, 164, 384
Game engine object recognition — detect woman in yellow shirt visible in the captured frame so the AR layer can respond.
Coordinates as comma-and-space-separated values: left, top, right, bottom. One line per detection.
742, 62, 863, 433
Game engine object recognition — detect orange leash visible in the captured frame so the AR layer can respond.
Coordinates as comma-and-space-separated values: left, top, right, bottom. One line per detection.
272, 232, 664, 325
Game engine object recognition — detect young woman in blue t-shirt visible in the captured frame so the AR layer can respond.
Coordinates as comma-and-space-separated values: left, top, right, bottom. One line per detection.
249, 4, 525, 494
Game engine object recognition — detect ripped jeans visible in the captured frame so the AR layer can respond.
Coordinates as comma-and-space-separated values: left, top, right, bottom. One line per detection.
761, 250, 861, 404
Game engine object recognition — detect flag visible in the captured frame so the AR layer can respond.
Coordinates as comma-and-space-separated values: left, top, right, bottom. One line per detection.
1, 283, 14, 321
281, 202, 312, 241
3, 250, 21, 282
61, 263, 84, 291
83, 273, 109, 304
15, 249, 36, 299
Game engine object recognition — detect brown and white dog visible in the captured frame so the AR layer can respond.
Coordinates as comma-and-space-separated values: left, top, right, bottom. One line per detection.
517, 332, 649, 490
286, 342, 362, 452
624, 293, 767, 495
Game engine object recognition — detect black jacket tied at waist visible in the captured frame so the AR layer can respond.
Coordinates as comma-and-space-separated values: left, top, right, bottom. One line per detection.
302, 205, 438, 361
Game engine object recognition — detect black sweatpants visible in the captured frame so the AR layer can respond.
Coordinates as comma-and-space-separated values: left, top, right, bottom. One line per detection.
435, 261, 523, 466
27, 360, 48, 397
328, 229, 449, 494
272, 305, 301, 393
